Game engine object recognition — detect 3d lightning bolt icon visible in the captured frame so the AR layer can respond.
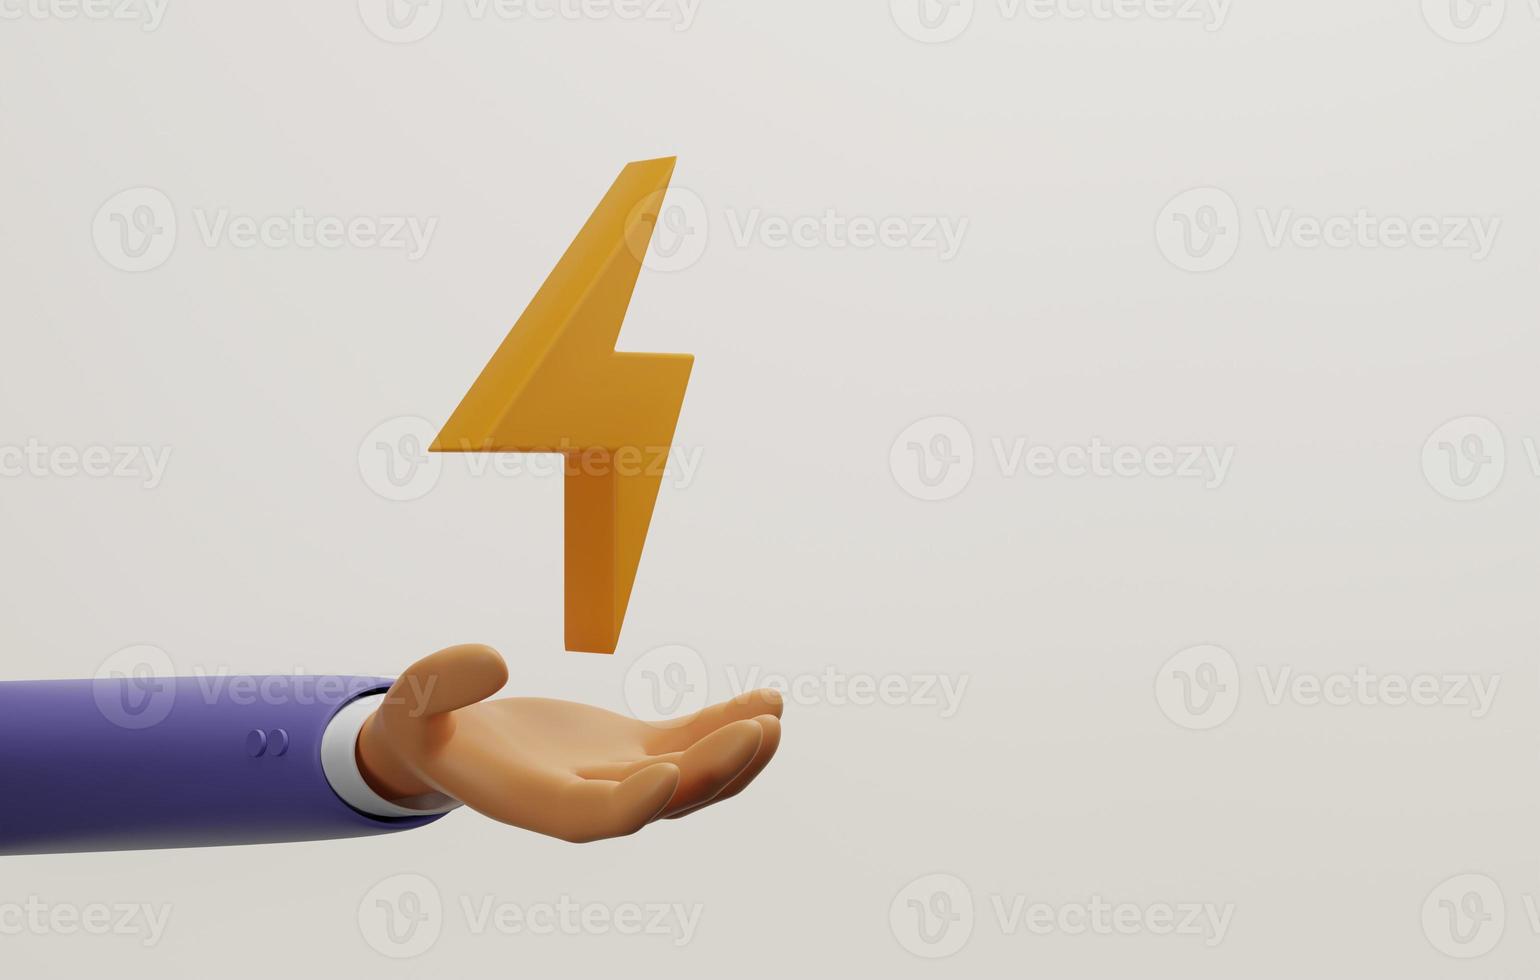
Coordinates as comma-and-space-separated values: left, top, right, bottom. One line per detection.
431, 157, 693, 655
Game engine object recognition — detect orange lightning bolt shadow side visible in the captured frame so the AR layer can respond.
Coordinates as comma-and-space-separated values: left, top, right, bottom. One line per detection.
431, 157, 693, 654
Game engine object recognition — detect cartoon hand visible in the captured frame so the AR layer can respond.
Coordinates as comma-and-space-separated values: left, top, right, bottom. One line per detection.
355, 645, 783, 843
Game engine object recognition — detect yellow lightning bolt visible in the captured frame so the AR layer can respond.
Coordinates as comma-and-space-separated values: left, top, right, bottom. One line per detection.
431, 157, 693, 655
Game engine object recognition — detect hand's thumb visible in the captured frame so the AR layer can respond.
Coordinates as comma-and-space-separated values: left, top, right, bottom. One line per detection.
378, 644, 508, 732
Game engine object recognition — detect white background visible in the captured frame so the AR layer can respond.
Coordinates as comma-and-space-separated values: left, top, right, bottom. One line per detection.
2, 0, 1539, 976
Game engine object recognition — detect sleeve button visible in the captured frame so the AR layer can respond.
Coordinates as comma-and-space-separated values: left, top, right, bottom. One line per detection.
245, 729, 269, 758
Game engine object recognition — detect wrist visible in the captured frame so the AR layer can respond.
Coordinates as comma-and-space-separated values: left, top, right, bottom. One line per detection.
356, 708, 437, 802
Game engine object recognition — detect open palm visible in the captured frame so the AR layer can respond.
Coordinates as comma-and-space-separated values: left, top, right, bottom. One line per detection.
357, 645, 783, 843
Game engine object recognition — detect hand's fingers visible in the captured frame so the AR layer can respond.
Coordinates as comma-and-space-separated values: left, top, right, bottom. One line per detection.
576, 751, 687, 782
647, 688, 783, 753
585, 690, 784, 779
452, 762, 679, 843
378, 644, 508, 734
547, 763, 680, 843
666, 714, 781, 820
658, 719, 764, 818
582, 710, 781, 784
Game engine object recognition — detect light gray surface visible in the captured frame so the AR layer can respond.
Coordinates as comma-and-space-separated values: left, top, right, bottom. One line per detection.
1, 1, 1538, 976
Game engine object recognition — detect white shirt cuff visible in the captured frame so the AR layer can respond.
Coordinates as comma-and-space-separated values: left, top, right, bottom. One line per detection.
320, 694, 462, 819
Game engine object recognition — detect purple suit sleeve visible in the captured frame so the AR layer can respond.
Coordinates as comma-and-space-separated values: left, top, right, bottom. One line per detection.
0, 675, 446, 855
